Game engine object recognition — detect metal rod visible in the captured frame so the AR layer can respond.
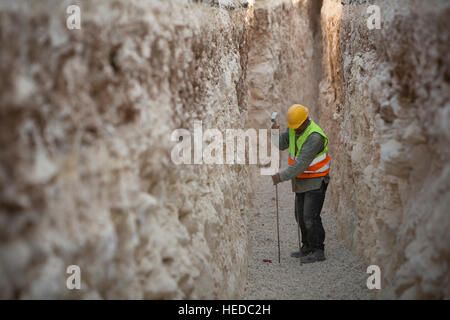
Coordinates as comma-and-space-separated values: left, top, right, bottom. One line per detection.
295, 198, 301, 255
275, 184, 281, 264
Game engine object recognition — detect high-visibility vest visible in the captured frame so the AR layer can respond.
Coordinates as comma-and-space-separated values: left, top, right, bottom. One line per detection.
288, 120, 330, 178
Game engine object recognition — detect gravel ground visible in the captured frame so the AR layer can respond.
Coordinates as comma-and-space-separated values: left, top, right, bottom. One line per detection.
244, 163, 373, 300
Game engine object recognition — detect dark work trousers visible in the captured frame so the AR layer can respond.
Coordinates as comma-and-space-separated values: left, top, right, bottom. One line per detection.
294, 181, 328, 251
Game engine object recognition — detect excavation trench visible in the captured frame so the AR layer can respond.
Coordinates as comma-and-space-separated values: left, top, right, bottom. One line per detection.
0, 0, 449, 300
243, 0, 370, 300
244, 161, 371, 299
244, 0, 450, 299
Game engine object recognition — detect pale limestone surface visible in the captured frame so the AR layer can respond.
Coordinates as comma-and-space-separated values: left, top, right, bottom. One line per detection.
247, 0, 323, 130
1, 0, 449, 300
319, 0, 450, 299
0, 0, 253, 299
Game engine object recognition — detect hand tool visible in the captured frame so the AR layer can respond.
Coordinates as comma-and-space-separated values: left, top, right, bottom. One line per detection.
271, 112, 281, 264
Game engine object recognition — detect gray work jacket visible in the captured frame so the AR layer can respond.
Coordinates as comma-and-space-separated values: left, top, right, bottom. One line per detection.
277, 127, 330, 193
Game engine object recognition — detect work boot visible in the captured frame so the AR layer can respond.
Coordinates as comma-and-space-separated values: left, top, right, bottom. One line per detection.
300, 249, 326, 264
290, 245, 313, 258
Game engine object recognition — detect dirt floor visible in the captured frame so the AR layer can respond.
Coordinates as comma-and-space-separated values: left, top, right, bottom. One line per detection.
244, 160, 373, 300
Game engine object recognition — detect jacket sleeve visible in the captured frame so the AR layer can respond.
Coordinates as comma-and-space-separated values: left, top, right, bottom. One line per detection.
279, 133, 325, 181
271, 127, 290, 151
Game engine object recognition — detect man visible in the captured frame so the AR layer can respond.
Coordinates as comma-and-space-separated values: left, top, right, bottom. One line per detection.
271, 104, 330, 264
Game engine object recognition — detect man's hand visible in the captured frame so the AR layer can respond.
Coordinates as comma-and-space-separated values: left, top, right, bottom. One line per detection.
272, 173, 281, 185
271, 122, 280, 129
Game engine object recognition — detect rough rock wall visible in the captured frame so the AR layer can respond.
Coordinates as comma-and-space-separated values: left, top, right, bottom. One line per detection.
0, 0, 253, 299
247, 0, 322, 129
319, 0, 450, 299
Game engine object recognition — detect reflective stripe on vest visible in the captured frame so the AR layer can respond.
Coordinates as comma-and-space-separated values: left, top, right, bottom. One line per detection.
288, 121, 331, 179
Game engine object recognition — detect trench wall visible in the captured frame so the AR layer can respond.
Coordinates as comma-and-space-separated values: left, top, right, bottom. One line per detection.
0, 0, 253, 299
319, 0, 450, 299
